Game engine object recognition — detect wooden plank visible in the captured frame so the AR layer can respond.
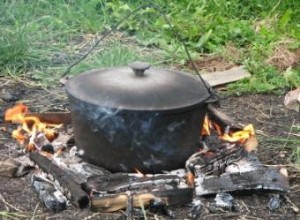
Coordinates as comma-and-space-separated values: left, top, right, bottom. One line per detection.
201, 66, 251, 87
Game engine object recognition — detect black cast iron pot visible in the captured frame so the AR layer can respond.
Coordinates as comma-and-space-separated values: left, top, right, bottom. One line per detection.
65, 62, 215, 173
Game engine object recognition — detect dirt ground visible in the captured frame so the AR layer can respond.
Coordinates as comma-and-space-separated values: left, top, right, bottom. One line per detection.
0, 76, 299, 220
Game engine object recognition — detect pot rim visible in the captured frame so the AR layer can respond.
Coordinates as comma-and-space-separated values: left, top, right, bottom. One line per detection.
67, 94, 208, 115
65, 66, 212, 112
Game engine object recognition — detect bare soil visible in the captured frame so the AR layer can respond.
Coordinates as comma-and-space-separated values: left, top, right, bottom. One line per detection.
186, 55, 238, 72
0, 77, 299, 220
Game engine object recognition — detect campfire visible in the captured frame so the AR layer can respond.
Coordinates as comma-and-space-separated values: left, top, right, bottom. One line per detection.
4, 103, 62, 152
1, 103, 290, 218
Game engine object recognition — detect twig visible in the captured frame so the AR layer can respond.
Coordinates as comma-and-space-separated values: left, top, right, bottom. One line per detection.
126, 192, 133, 220
283, 119, 296, 149
154, 215, 160, 220
30, 202, 40, 220
284, 195, 299, 213
0, 194, 23, 212
255, 129, 269, 137
1, 79, 11, 87
0, 194, 9, 212
203, 213, 246, 219
239, 100, 271, 119
241, 200, 250, 213
139, 196, 147, 220
83, 212, 101, 220
238, 215, 264, 220
288, 133, 300, 137
255, 118, 277, 126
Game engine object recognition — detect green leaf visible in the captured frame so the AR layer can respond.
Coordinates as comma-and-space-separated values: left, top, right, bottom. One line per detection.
279, 9, 292, 29
195, 29, 212, 49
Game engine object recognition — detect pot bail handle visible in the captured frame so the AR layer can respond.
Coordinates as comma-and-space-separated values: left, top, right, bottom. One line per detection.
128, 61, 150, 77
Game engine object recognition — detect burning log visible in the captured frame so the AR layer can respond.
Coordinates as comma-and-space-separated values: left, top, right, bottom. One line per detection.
207, 104, 258, 152
186, 145, 246, 177
207, 104, 243, 130
29, 152, 89, 208
85, 173, 193, 212
91, 188, 193, 212
4, 104, 67, 152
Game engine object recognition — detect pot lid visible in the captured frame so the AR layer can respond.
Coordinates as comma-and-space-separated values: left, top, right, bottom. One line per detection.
66, 61, 211, 111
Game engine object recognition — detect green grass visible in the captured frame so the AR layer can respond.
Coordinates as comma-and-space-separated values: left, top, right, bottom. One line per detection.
0, 0, 299, 91
261, 136, 300, 164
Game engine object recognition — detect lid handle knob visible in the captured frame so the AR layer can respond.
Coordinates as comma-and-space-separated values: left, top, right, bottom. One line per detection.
128, 61, 150, 76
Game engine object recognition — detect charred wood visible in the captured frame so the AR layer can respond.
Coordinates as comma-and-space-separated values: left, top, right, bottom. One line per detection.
206, 104, 258, 152
268, 194, 282, 211
31, 174, 67, 212
186, 146, 246, 176
86, 172, 192, 212
29, 152, 89, 208
149, 197, 176, 219
91, 188, 193, 212
189, 199, 204, 219
214, 193, 234, 210
85, 173, 182, 193
195, 166, 290, 196
207, 104, 243, 130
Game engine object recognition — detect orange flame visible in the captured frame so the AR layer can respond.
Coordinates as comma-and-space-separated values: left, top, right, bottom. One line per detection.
186, 171, 195, 186
4, 104, 61, 151
201, 116, 211, 136
221, 124, 255, 144
201, 116, 256, 147
5, 103, 28, 122
134, 168, 144, 177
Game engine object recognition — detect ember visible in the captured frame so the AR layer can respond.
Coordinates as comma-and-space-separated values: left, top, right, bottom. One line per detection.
4, 103, 62, 151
